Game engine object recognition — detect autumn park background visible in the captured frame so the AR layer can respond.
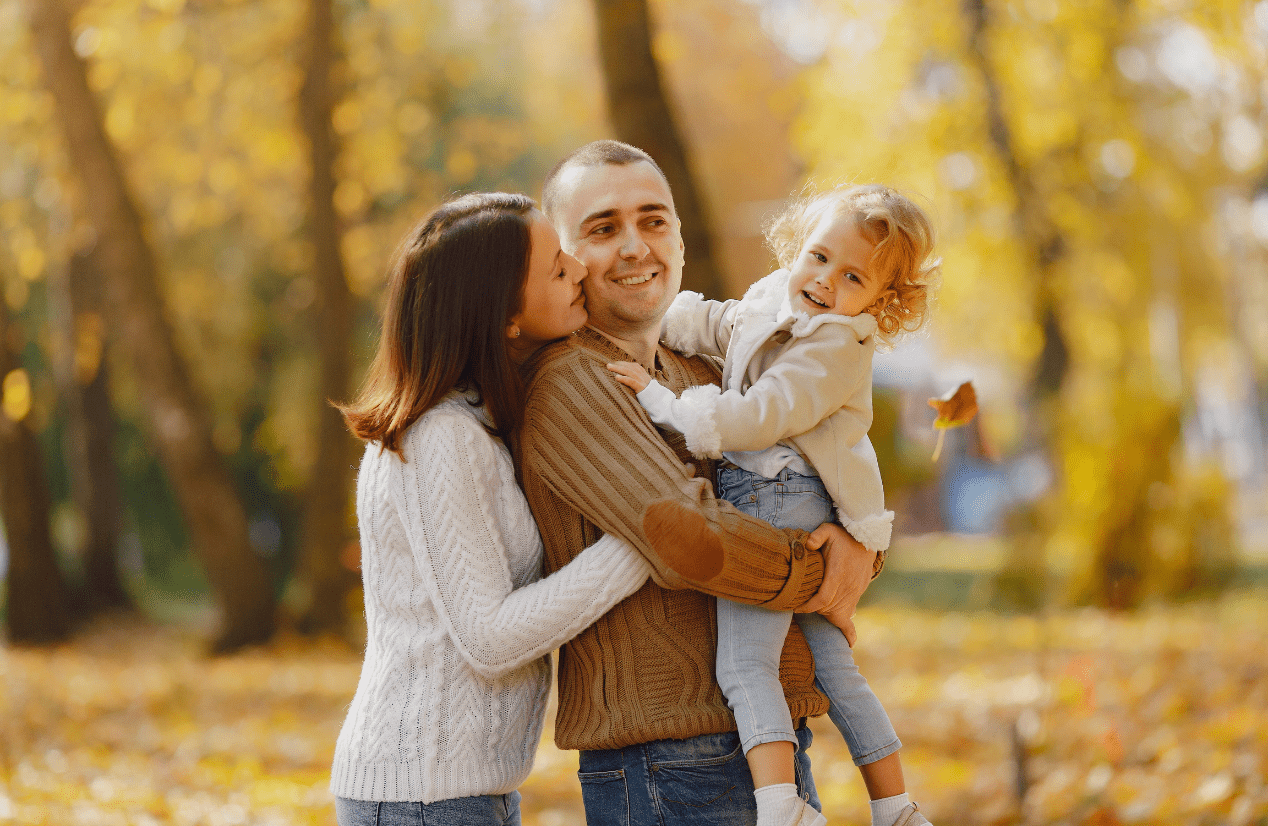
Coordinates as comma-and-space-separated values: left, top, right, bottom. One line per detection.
1, 0, 1266, 823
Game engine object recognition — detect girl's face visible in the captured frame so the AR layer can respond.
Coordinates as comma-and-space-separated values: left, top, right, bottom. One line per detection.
786, 211, 888, 318
508, 210, 589, 358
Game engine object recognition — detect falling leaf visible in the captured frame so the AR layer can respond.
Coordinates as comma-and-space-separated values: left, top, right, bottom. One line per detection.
928, 381, 978, 461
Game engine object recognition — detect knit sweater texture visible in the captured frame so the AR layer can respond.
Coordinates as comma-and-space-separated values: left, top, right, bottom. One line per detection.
330, 393, 651, 802
517, 327, 831, 752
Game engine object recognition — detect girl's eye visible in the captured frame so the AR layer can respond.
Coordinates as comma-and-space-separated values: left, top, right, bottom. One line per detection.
812, 251, 827, 263
847, 272, 861, 284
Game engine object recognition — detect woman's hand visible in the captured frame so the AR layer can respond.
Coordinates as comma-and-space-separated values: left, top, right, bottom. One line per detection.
607, 361, 651, 393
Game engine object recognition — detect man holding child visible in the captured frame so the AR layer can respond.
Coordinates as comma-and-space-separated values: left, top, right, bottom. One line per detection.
516, 140, 879, 826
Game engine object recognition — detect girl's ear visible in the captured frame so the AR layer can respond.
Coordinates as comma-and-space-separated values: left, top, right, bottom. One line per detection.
506, 324, 521, 340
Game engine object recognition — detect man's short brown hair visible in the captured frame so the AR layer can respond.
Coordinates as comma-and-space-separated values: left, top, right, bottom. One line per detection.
541, 140, 673, 221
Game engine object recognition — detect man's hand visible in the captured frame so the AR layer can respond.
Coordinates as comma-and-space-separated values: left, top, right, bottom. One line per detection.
607, 361, 651, 392
798, 523, 875, 646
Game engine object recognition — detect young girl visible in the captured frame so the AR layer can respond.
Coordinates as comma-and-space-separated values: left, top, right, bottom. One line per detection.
609, 184, 940, 826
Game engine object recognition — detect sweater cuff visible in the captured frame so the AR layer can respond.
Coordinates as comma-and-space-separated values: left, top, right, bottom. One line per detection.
837, 509, 894, 554
767, 531, 825, 610
676, 384, 723, 459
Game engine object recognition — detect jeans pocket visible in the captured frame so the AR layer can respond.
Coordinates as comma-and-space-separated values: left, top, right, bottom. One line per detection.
578, 769, 629, 826
651, 742, 754, 824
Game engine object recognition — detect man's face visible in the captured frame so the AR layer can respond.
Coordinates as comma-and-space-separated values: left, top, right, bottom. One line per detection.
549, 160, 685, 339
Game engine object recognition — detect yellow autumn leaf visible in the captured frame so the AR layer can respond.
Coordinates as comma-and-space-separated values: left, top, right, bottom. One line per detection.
927, 380, 978, 461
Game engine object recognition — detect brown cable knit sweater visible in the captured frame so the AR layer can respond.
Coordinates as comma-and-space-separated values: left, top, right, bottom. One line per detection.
517, 327, 830, 751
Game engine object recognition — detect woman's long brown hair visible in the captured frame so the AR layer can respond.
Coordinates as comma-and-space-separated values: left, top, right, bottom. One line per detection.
338, 192, 536, 454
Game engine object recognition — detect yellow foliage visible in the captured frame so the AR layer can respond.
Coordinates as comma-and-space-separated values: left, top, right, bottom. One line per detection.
2, 367, 32, 422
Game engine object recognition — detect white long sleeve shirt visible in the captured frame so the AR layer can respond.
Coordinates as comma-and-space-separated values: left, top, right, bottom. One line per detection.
330, 392, 651, 803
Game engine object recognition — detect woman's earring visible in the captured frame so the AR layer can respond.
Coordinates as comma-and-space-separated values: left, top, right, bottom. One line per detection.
509, 326, 521, 338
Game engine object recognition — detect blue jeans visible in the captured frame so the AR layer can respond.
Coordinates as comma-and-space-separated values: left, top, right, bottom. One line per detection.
578, 725, 819, 826
715, 466, 901, 767
335, 792, 521, 826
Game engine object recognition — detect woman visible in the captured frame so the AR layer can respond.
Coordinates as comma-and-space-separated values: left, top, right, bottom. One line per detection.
330, 192, 651, 825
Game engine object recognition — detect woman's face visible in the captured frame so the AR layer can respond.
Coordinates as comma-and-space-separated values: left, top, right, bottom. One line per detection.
508, 210, 589, 358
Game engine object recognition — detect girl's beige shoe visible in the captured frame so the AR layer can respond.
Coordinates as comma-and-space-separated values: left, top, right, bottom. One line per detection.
892, 802, 931, 826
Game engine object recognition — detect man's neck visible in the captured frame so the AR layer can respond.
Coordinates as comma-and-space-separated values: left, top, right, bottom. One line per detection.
587, 325, 660, 369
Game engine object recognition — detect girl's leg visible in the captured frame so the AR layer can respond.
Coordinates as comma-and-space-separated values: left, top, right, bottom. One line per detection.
796, 613, 904, 794
716, 467, 829, 825
715, 596, 799, 766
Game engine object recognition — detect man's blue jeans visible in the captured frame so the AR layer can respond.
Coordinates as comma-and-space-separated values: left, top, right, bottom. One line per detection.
577, 725, 819, 826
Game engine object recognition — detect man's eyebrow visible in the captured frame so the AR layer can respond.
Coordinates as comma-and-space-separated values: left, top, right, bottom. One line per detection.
578, 203, 672, 227
579, 208, 618, 227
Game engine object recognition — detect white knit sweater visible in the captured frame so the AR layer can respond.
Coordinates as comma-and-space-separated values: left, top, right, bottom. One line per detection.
330, 393, 651, 803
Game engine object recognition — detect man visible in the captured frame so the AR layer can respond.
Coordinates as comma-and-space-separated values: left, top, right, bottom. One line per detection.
517, 140, 881, 825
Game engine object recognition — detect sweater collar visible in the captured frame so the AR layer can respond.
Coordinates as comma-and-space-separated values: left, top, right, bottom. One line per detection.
577, 325, 668, 373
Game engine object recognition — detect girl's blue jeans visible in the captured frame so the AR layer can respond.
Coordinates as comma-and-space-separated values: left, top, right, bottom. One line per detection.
715, 465, 902, 767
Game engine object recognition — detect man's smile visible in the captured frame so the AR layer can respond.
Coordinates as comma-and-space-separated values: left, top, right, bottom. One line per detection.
614, 271, 657, 287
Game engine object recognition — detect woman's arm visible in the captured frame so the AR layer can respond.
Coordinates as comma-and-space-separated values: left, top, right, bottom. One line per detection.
394, 411, 651, 679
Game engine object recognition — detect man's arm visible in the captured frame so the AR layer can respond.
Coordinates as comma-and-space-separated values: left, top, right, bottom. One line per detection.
520, 347, 823, 611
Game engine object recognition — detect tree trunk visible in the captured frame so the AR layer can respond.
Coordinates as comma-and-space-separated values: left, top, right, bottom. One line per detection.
25, 0, 275, 652
47, 248, 132, 615
294, 0, 359, 635
591, 0, 725, 297
1, 296, 73, 644
963, 0, 1069, 402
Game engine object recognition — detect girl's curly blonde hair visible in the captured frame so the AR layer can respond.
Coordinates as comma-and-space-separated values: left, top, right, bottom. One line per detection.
766, 184, 941, 345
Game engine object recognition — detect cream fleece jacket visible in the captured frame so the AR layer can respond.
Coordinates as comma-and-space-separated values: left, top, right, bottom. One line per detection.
654, 269, 894, 552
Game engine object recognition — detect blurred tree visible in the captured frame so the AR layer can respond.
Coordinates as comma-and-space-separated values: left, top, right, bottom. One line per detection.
792, 0, 1248, 607
1, 292, 72, 643
590, 0, 724, 296
24, 0, 275, 651
48, 247, 130, 615
292, 0, 359, 636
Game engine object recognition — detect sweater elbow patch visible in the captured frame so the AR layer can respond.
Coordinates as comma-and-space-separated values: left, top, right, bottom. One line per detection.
642, 500, 723, 583
676, 384, 723, 459
839, 509, 894, 553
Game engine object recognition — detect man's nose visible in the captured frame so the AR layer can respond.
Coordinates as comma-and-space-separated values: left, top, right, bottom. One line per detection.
619, 230, 650, 260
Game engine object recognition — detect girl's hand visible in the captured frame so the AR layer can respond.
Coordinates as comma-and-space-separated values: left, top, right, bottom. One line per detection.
607, 361, 651, 393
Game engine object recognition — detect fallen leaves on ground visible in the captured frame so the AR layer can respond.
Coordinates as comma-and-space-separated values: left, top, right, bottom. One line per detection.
3, 592, 1266, 825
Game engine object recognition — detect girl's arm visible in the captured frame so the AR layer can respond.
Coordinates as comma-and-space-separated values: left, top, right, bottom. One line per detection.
659, 290, 739, 359
622, 327, 874, 460
394, 411, 651, 679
